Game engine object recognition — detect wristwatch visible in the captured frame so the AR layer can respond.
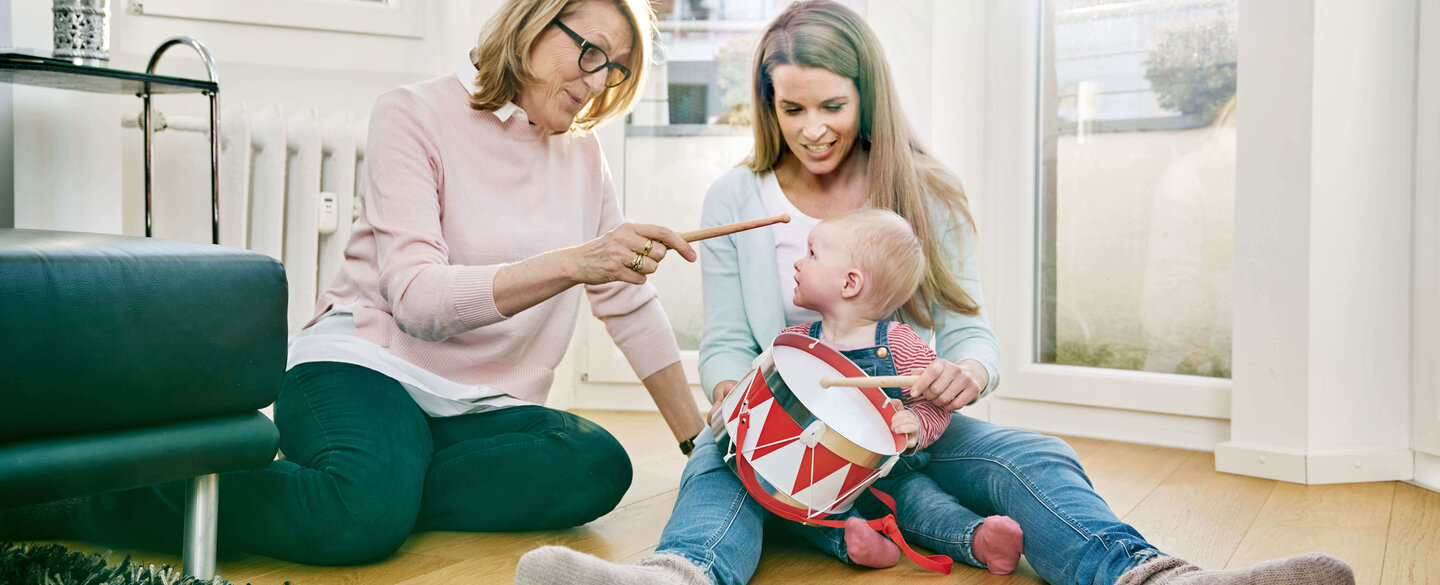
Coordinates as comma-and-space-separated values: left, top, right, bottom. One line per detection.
679, 433, 698, 456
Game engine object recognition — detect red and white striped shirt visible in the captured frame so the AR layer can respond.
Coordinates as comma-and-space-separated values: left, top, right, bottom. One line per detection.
780, 322, 949, 450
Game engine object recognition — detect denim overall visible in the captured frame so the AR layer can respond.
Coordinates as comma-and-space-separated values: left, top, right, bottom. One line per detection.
805, 321, 930, 471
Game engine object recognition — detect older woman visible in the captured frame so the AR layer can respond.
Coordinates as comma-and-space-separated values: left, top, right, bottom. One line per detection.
60, 0, 704, 566
514, 2, 1354, 585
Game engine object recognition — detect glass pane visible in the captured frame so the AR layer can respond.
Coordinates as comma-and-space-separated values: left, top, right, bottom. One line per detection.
1037, 0, 1237, 377
622, 0, 865, 351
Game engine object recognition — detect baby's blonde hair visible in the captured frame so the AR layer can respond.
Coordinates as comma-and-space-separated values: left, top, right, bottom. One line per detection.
823, 209, 926, 318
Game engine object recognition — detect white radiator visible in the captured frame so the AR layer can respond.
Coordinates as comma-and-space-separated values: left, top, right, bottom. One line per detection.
127, 106, 368, 333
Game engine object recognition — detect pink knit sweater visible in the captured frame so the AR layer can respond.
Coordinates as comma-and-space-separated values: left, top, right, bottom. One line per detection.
310, 73, 681, 405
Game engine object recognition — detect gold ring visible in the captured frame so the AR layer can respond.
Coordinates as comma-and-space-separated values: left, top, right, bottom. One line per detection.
629, 252, 645, 272
642, 239, 654, 257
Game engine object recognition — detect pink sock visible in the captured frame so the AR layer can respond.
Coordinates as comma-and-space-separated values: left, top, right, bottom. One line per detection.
972, 515, 1024, 575
843, 516, 900, 568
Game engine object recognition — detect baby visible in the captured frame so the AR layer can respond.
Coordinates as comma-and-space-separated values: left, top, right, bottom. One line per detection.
774, 208, 1022, 571
785, 208, 940, 452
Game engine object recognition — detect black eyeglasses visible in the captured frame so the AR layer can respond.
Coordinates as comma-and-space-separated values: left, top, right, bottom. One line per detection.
551, 18, 632, 88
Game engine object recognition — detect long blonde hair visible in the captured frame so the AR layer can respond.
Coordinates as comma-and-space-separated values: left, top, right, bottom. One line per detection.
748, 0, 979, 325
469, 0, 654, 133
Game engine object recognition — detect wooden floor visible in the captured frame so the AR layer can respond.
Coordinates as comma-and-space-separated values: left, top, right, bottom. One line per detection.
44, 410, 1440, 585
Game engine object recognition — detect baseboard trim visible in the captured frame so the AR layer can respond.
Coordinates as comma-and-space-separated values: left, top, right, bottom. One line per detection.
1414, 451, 1440, 493
987, 397, 1229, 451
1307, 449, 1414, 484
1217, 442, 1415, 484
1215, 442, 1308, 482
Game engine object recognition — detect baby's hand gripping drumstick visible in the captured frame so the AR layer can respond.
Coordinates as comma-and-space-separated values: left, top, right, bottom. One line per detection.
819, 375, 921, 389
679, 214, 790, 243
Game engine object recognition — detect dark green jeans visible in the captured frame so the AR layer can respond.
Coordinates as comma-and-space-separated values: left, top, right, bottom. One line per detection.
91, 362, 632, 565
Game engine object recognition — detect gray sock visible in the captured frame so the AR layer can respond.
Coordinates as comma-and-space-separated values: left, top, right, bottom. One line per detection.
514, 546, 710, 585
1117, 553, 1355, 585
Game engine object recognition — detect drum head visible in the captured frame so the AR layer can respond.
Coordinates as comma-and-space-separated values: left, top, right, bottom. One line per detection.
772, 338, 902, 456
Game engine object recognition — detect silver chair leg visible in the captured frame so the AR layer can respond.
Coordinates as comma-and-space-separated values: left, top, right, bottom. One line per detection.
183, 474, 219, 579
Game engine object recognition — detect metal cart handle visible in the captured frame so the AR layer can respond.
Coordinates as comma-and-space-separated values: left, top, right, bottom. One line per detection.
140, 36, 220, 244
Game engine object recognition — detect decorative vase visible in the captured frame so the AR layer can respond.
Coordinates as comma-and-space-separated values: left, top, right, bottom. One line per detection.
52, 0, 110, 66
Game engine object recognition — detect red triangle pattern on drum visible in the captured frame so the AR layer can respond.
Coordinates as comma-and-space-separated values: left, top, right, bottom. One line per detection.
750, 401, 804, 459
841, 460, 878, 494
727, 392, 748, 424
728, 371, 760, 424
792, 445, 854, 494
793, 463, 851, 516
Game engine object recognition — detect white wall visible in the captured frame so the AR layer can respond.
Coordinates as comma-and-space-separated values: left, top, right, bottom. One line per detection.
1217, 0, 1418, 484
11, 0, 123, 233
866, 0, 932, 148
1305, 0, 1414, 455
1226, 0, 1317, 458
5, 0, 499, 239
1410, 0, 1440, 490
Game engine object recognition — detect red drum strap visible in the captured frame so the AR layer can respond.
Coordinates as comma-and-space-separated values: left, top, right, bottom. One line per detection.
734, 412, 954, 574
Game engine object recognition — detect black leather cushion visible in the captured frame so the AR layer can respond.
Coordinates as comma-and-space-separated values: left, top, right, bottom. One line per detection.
0, 229, 287, 442
0, 412, 280, 507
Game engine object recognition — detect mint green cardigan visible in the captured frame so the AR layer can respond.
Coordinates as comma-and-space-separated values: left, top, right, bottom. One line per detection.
697, 166, 1002, 399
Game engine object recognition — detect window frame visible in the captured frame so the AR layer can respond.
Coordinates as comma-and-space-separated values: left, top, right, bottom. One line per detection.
129, 0, 426, 39
983, 0, 1232, 427
1412, 0, 1440, 470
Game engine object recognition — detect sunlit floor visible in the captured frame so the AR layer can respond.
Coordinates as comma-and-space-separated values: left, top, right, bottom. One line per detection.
34, 410, 1440, 585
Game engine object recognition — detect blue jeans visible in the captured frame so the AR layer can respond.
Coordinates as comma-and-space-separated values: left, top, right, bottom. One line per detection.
921, 414, 1162, 584
655, 414, 1162, 585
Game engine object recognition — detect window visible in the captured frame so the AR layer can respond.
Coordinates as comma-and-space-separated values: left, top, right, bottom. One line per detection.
1037, 0, 1237, 378
620, 0, 866, 352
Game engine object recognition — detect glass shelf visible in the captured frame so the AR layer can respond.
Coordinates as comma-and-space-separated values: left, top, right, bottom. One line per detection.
0, 53, 217, 95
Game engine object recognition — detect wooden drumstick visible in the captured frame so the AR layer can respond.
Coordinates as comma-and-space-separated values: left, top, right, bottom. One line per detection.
819, 375, 920, 388
680, 214, 790, 243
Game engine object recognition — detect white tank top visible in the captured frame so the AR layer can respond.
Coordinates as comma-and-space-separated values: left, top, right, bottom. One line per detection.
758, 171, 823, 326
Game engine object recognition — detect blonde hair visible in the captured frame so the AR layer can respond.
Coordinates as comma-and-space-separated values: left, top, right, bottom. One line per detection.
825, 209, 925, 318
469, 0, 654, 133
747, 0, 979, 326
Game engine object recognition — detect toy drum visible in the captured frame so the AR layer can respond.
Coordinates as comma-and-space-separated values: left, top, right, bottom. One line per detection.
713, 331, 906, 520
